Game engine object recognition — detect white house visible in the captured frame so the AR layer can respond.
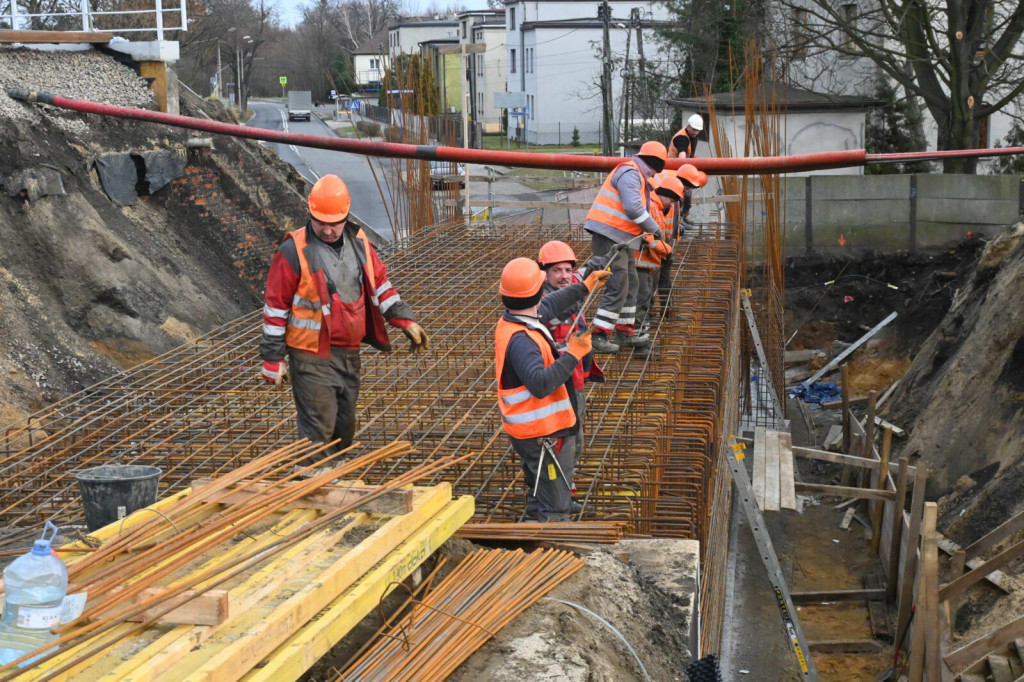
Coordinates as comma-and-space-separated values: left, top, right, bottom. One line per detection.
388, 18, 460, 56
504, 0, 672, 145
352, 28, 390, 93
668, 85, 885, 176
458, 9, 507, 135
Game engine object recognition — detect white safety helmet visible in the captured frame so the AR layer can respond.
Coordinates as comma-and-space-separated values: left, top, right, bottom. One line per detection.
687, 114, 704, 132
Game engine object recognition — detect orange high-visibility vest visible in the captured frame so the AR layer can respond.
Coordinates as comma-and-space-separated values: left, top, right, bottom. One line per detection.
284, 226, 376, 352
584, 160, 650, 239
495, 317, 576, 439
668, 127, 695, 159
634, 193, 673, 270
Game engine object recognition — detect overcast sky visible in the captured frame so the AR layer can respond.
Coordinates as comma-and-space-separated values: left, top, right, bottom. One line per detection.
274, 0, 495, 29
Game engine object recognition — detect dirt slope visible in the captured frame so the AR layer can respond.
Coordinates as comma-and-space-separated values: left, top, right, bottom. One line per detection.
0, 47, 303, 427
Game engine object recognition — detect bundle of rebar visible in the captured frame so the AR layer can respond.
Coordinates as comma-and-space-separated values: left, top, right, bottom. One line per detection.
334, 547, 583, 681
454, 520, 630, 543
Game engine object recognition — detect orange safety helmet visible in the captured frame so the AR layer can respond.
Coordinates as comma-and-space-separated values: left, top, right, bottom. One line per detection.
637, 140, 668, 163
677, 164, 705, 189
649, 169, 676, 190
654, 174, 686, 201
499, 257, 545, 298
308, 174, 351, 222
697, 170, 709, 186
537, 240, 577, 268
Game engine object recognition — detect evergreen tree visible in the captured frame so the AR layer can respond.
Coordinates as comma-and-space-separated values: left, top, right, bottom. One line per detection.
864, 78, 931, 174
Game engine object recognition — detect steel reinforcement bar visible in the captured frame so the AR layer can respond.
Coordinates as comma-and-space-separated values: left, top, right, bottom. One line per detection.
0, 221, 741, 552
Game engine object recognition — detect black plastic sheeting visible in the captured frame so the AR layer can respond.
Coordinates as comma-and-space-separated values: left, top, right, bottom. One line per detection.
3, 167, 66, 201
94, 150, 185, 207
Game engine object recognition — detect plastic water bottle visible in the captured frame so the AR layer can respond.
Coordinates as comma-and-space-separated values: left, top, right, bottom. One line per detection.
0, 522, 68, 667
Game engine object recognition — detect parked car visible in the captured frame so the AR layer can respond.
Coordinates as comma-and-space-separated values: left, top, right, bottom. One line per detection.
429, 161, 465, 189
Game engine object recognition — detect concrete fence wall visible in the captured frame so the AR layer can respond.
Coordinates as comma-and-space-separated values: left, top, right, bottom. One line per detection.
733, 174, 1024, 255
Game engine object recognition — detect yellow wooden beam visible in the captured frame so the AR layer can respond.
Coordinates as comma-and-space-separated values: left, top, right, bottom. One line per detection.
243, 495, 475, 682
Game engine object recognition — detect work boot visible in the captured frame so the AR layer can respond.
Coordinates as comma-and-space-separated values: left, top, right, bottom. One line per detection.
615, 330, 649, 348
590, 332, 620, 354
571, 500, 584, 515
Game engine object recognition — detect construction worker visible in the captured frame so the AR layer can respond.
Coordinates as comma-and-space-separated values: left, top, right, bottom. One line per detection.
537, 241, 610, 498
583, 140, 668, 354
495, 257, 609, 521
654, 164, 707, 322
669, 113, 705, 159
259, 174, 428, 468
634, 173, 685, 344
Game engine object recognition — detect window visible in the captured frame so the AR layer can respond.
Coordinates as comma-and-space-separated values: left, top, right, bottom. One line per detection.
509, 7, 516, 29
510, 48, 517, 73
461, 22, 467, 39
370, 58, 380, 70
477, 55, 484, 77
840, 3, 858, 51
792, 9, 809, 57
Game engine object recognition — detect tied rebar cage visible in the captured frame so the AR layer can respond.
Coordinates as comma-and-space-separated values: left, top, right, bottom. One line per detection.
0, 221, 740, 547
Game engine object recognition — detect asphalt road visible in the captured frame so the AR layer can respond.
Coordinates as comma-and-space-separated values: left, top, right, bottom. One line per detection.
247, 100, 397, 241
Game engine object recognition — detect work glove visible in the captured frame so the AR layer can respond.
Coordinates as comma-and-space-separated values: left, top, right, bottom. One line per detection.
565, 330, 593, 360
583, 268, 611, 293
402, 322, 430, 355
261, 360, 288, 386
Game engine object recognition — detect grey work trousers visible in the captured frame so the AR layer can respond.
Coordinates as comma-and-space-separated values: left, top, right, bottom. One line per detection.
590, 233, 638, 334
512, 434, 576, 522
289, 347, 361, 464
574, 387, 586, 482
635, 266, 659, 328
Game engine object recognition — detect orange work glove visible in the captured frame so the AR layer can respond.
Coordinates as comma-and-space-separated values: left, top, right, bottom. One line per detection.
583, 269, 612, 292
402, 322, 430, 355
565, 330, 593, 360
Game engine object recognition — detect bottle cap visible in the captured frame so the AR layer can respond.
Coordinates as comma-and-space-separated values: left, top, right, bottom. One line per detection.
31, 521, 58, 556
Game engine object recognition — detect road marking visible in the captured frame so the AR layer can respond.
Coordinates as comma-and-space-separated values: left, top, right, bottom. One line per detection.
278, 107, 317, 180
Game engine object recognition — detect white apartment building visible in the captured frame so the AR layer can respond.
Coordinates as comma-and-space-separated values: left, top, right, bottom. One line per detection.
458, 10, 507, 134
388, 18, 460, 56
504, 0, 672, 145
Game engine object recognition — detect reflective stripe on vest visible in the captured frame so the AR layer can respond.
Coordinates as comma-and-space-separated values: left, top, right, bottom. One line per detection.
495, 317, 576, 439
284, 226, 377, 353
584, 161, 650, 238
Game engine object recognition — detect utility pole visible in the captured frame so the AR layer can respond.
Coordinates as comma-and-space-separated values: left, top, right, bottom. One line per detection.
216, 47, 222, 100
599, 0, 614, 156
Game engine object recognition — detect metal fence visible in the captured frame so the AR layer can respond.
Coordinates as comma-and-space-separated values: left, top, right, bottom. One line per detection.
0, 0, 187, 40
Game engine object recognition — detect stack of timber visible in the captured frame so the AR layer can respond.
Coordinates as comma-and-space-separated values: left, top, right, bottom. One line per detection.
1, 440, 474, 681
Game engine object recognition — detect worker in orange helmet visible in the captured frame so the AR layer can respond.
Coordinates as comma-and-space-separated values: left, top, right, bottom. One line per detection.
537, 241, 611, 511
495, 257, 609, 521
652, 164, 707, 324
260, 174, 428, 472
583, 140, 668, 355
633, 172, 685, 350
668, 113, 705, 159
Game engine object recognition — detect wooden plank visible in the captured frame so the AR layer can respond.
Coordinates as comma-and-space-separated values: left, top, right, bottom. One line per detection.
945, 614, 1024, 670
887, 459, 910, 602
0, 29, 113, 43
841, 364, 851, 453
948, 550, 966, 640
137, 485, 459, 682
808, 639, 884, 653
99, 587, 229, 626
753, 426, 767, 510
871, 427, 893, 556
241, 496, 476, 682
963, 509, 1024, 562
190, 478, 414, 515
764, 429, 781, 512
792, 588, 888, 604
874, 417, 905, 437
792, 444, 917, 476
875, 379, 901, 410
987, 655, 1014, 682
794, 482, 895, 502
896, 462, 929, 653
923, 503, 941, 682
778, 432, 797, 511
938, 537, 1024, 602
938, 536, 1014, 594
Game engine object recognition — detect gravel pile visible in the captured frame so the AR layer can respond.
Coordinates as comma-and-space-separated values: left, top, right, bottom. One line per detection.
0, 46, 154, 122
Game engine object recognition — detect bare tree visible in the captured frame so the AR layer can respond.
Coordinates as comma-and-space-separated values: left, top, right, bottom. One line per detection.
331, 0, 401, 52
777, 0, 1024, 173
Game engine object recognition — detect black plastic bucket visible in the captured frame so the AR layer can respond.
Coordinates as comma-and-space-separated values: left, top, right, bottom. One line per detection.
75, 464, 162, 532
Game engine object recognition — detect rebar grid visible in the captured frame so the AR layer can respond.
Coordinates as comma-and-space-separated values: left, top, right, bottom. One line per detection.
0, 222, 740, 545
